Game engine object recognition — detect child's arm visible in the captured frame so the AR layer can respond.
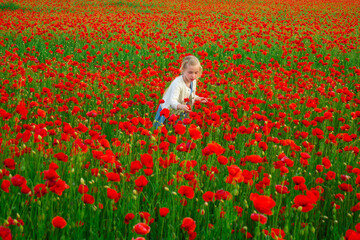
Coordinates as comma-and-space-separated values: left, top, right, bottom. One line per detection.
168, 84, 181, 110
193, 81, 210, 103
169, 84, 191, 113
195, 96, 210, 103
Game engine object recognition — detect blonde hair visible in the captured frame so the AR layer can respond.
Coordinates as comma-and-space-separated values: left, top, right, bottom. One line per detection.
180, 55, 203, 76
162, 55, 202, 97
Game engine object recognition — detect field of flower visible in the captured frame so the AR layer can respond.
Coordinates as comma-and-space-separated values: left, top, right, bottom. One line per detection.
0, 0, 360, 239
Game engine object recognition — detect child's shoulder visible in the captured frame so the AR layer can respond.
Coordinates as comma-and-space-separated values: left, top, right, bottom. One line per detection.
171, 75, 183, 84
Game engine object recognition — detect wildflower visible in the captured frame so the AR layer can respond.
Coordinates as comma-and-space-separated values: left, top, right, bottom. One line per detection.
250, 193, 276, 215
81, 194, 95, 204
124, 213, 135, 224
250, 213, 267, 224
133, 223, 150, 235
178, 186, 195, 199
159, 208, 169, 217
181, 217, 196, 233
52, 216, 67, 229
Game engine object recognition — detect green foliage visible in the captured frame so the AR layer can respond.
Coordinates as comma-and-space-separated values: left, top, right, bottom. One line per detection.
0, 1, 23, 11
106, 0, 153, 9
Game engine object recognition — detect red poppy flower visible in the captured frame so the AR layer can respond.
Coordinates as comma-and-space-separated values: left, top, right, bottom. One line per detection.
37, 108, 46, 118
86, 110, 97, 117
226, 165, 244, 183
52, 216, 67, 229
21, 184, 31, 194
0, 226, 12, 240
350, 202, 360, 212
345, 224, 360, 239
174, 124, 186, 135
106, 172, 120, 182
356, 175, 360, 187
300, 152, 311, 159
188, 124, 202, 140
22, 130, 32, 143
160, 108, 170, 118
140, 154, 154, 169
245, 155, 263, 163
292, 176, 306, 186
250, 213, 267, 224
107, 188, 117, 199
159, 207, 169, 217
215, 190, 232, 200
43, 169, 60, 181
11, 174, 26, 187
167, 135, 177, 144
325, 171, 336, 180
34, 184, 47, 198
322, 157, 332, 169
78, 184, 89, 194
4, 158, 15, 170
135, 175, 148, 188
49, 179, 69, 196
124, 213, 135, 224
16, 103, 28, 117
271, 228, 285, 239
143, 169, 153, 176
133, 223, 150, 235
292, 190, 319, 212
139, 212, 153, 225
258, 141, 268, 151
181, 217, 196, 233
275, 185, 290, 194
100, 139, 110, 148
178, 186, 195, 199
202, 191, 215, 202
338, 183, 353, 192
168, 114, 179, 125
250, 193, 276, 215
1, 180, 10, 193
202, 142, 226, 156
53, 152, 68, 162
81, 194, 95, 204
130, 161, 143, 174
234, 206, 243, 216
183, 118, 192, 125
217, 155, 228, 165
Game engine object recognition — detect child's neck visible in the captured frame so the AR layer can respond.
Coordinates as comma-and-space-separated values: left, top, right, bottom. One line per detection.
182, 76, 191, 86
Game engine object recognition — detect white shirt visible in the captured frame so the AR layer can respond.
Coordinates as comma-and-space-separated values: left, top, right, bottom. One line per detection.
160, 75, 199, 114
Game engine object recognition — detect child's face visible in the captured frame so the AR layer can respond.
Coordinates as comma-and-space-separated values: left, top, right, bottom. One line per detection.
183, 64, 201, 82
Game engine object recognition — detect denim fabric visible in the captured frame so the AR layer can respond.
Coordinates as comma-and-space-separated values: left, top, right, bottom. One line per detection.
153, 105, 166, 129
153, 82, 193, 129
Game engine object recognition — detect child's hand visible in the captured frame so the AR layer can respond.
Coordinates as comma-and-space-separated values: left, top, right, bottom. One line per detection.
197, 97, 210, 103
177, 104, 191, 113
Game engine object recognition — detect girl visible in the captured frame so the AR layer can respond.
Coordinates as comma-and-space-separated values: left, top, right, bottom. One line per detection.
153, 55, 209, 129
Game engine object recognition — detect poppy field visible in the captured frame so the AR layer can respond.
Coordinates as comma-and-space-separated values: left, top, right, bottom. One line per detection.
1, 0, 360, 239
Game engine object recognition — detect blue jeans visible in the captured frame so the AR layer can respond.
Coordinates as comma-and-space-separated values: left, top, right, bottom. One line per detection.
153, 105, 166, 129
153, 105, 188, 129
